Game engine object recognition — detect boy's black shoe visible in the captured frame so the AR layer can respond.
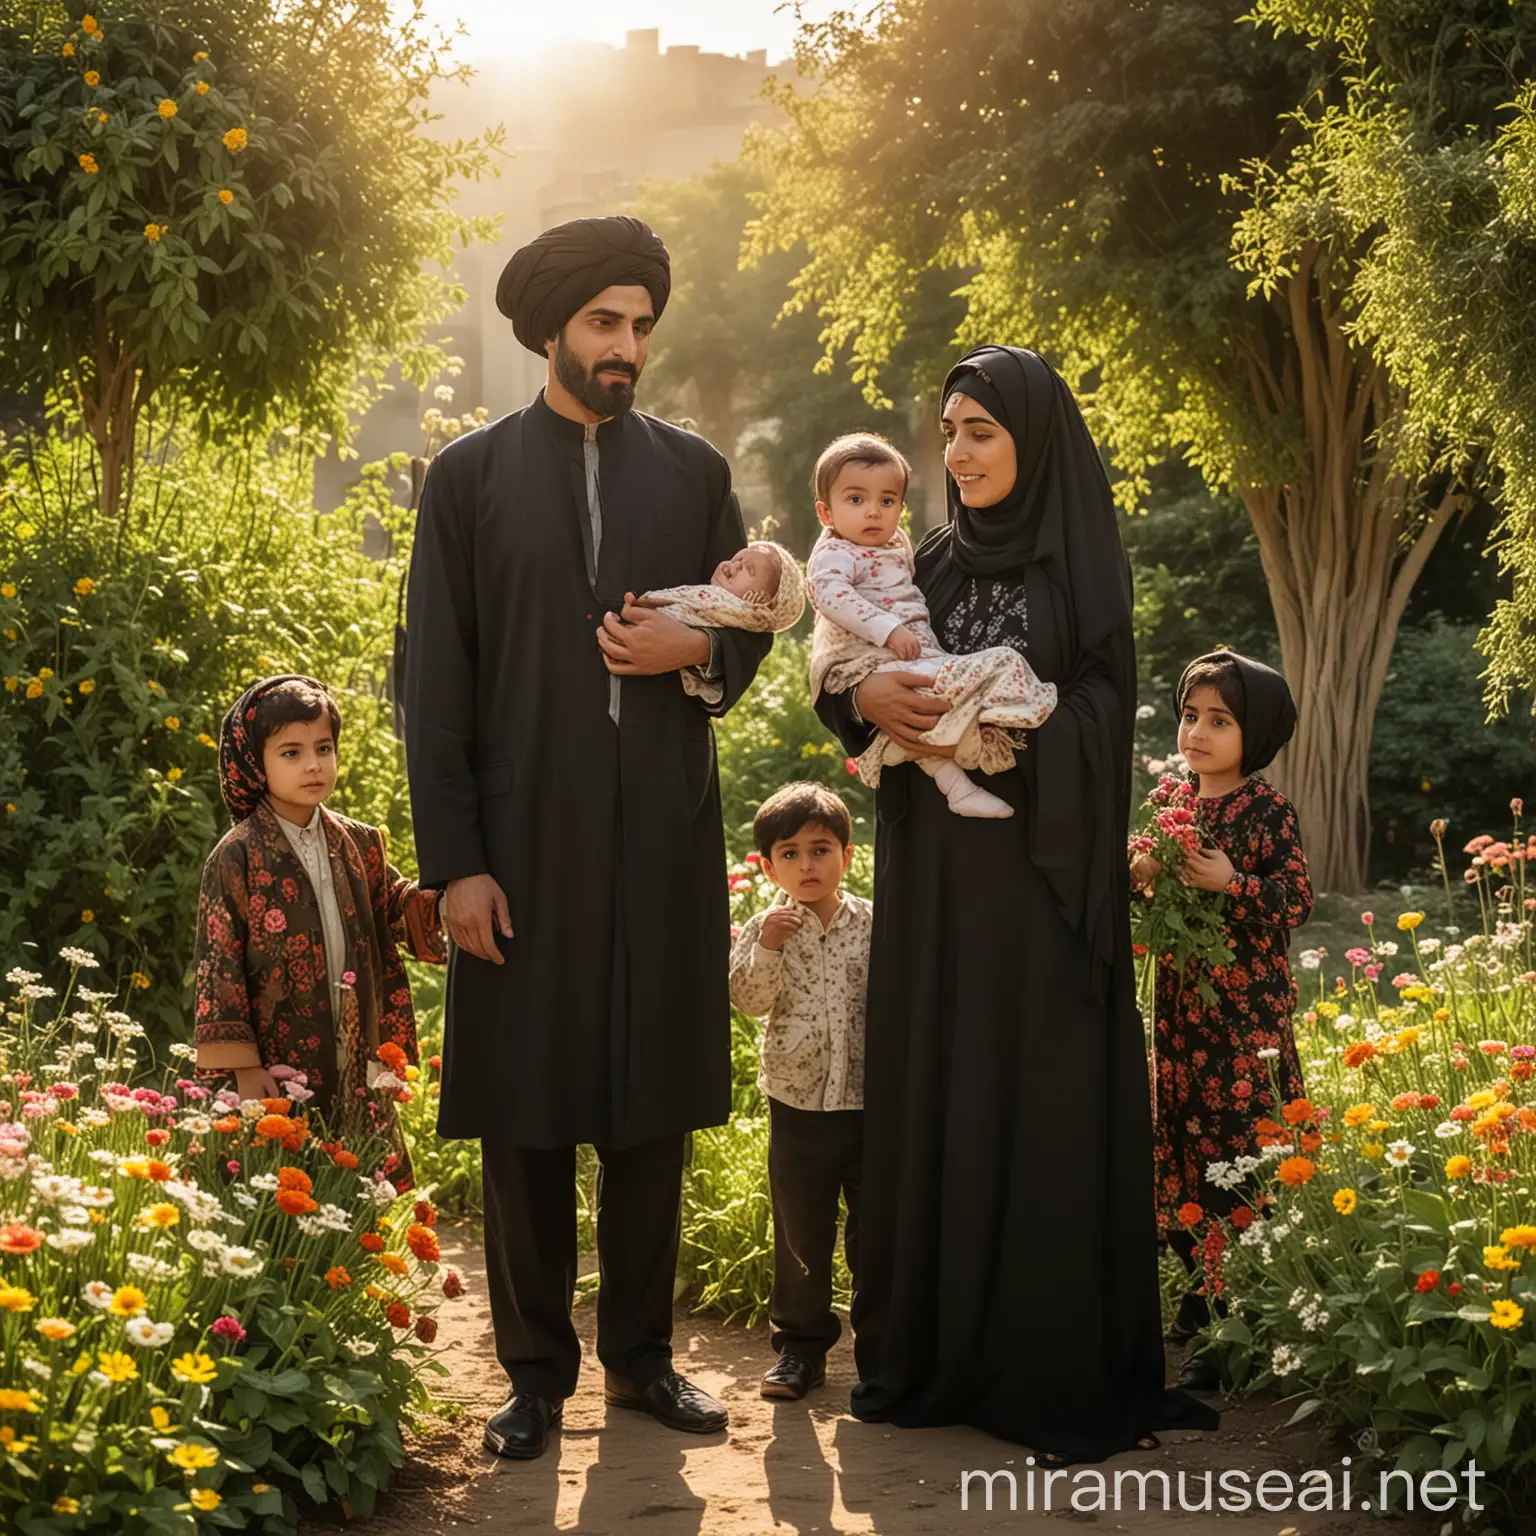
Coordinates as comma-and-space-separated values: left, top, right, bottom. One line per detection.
483, 1393, 562, 1459
761, 1354, 827, 1400
604, 1370, 729, 1434
1165, 1288, 1210, 1344
1176, 1353, 1222, 1393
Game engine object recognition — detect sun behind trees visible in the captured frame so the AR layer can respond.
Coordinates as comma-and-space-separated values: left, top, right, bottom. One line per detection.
747, 0, 1536, 891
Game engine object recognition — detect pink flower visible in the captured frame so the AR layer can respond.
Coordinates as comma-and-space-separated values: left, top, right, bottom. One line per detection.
211, 1316, 246, 1343
1364, 963, 1382, 981
1345, 948, 1371, 967
342, 970, 356, 986
226, 1160, 240, 1175
1361, 911, 1374, 926
263, 908, 287, 934
49, 1083, 78, 1101
844, 757, 858, 775
1392, 972, 1418, 989
745, 852, 760, 865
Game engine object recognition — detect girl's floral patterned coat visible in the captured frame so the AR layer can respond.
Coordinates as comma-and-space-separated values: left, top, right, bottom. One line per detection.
193, 799, 444, 1188
1151, 776, 1313, 1234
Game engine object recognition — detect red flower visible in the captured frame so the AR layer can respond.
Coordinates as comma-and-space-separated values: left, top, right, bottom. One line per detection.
1177, 1202, 1203, 1227
144, 1128, 170, 1147
415, 1314, 439, 1344
428, 1055, 441, 1071
1448, 1282, 1463, 1298
0, 1222, 44, 1254
385, 1301, 411, 1329
414, 1200, 438, 1228
844, 757, 858, 776
1416, 1270, 1441, 1294
1229, 1206, 1255, 1231
263, 907, 287, 934
360, 1232, 385, 1254
442, 1270, 465, 1300
407, 1224, 440, 1264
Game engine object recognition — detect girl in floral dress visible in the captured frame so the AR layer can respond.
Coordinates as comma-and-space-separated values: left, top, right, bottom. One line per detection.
193, 674, 445, 1190
1130, 651, 1312, 1390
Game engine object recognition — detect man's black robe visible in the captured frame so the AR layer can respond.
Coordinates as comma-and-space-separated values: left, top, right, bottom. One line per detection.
403, 393, 769, 1146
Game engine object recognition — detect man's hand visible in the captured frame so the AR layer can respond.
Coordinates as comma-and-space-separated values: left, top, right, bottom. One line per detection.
443, 873, 513, 964
758, 908, 804, 952
1180, 847, 1237, 893
597, 594, 711, 676
855, 671, 956, 758
886, 625, 923, 661
235, 1066, 281, 1103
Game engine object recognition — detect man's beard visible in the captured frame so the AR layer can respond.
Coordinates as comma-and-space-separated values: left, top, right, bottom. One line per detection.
554, 337, 638, 418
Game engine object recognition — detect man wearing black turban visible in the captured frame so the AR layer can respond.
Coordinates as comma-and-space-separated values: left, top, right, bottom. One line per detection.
404, 215, 769, 1458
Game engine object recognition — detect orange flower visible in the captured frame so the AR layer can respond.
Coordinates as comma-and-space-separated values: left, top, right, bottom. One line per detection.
1281, 1097, 1314, 1126
380, 1253, 408, 1276
0, 1223, 43, 1255
407, 1224, 441, 1264
1277, 1157, 1316, 1187
253, 1114, 292, 1141
261, 1098, 291, 1115
1253, 1117, 1288, 1149
1176, 1203, 1203, 1227
1300, 1131, 1324, 1153
414, 1200, 438, 1228
275, 1189, 317, 1216
378, 1041, 408, 1076
325, 1266, 352, 1290
332, 1148, 358, 1169
359, 1232, 385, 1254
1343, 1041, 1377, 1069
276, 1167, 312, 1195
212, 1116, 241, 1134
281, 1120, 310, 1151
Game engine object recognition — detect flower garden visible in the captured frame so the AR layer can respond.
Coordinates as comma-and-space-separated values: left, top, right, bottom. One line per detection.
0, 955, 461, 1533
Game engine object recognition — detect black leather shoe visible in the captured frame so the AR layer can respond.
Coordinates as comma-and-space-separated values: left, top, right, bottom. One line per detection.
483, 1393, 562, 1459
1176, 1353, 1221, 1393
761, 1354, 826, 1400
604, 1370, 729, 1433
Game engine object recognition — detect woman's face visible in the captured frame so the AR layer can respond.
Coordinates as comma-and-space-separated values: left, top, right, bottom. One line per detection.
942, 392, 1018, 508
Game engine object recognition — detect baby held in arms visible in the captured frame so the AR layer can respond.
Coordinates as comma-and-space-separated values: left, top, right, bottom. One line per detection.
638, 539, 806, 634
805, 433, 1057, 819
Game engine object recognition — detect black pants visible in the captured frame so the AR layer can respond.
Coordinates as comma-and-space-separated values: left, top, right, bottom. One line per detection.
768, 1097, 863, 1358
480, 1133, 685, 1402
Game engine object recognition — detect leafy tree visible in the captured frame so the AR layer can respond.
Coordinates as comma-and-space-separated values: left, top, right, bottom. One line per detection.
0, 2, 499, 524
748, 0, 1489, 890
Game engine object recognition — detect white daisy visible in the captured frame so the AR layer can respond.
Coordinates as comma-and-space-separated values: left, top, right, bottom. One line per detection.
124, 1317, 175, 1348
1385, 1140, 1415, 1167
47, 1228, 95, 1255
81, 1281, 114, 1311
1271, 1344, 1302, 1376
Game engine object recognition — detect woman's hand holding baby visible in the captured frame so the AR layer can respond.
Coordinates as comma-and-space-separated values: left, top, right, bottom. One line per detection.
885, 625, 922, 661
758, 908, 805, 951
855, 672, 956, 757
1179, 847, 1236, 893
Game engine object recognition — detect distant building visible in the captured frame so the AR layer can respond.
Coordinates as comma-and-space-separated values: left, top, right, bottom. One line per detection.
315, 31, 785, 514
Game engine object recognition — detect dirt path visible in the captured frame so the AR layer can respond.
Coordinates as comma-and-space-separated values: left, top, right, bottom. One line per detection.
308, 1226, 1439, 1535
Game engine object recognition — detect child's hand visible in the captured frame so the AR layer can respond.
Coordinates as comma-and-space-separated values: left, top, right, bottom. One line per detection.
758, 909, 805, 952
1180, 847, 1236, 893
1129, 852, 1161, 891
886, 625, 922, 661
234, 1066, 281, 1103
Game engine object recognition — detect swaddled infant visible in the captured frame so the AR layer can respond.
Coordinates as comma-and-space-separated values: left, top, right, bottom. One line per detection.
637, 539, 806, 635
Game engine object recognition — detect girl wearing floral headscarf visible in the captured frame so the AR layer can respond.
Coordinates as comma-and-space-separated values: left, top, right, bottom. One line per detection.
192, 674, 445, 1189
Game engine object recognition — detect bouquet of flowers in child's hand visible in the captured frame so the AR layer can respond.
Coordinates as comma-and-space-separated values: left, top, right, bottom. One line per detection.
1128, 774, 1233, 1008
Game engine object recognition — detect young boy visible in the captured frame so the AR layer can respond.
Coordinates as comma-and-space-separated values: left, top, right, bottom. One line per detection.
193, 674, 445, 1189
728, 781, 872, 1400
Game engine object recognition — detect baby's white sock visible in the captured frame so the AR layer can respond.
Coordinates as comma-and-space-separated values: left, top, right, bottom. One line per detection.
925, 759, 1014, 819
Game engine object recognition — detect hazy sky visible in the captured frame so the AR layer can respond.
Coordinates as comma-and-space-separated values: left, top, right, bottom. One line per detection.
411, 0, 849, 62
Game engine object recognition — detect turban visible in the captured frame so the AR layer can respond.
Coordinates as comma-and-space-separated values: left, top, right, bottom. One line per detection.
218, 673, 332, 822
496, 216, 671, 356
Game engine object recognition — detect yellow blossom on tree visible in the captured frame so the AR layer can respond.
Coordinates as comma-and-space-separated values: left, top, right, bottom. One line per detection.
76, 151, 97, 173
73, 576, 96, 596
158, 98, 177, 119
96, 110, 108, 124
144, 223, 165, 243
82, 15, 100, 34
0, 584, 13, 598
53, 1498, 80, 1515
1490, 1299, 1524, 1330
81, 910, 94, 923
223, 126, 248, 153
198, 732, 217, 748
166, 1442, 219, 1471
170, 1352, 218, 1385
130, 971, 151, 989
164, 715, 180, 730
190, 1489, 222, 1512
25, 680, 42, 699
194, 50, 209, 61
62, 42, 74, 56
96, 1351, 139, 1383
15, 524, 34, 539
38, 667, 52, 680
167, 767, 183, 782
78, 679, 95, 695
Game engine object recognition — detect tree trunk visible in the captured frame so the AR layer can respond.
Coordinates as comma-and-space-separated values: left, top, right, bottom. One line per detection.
77, 305, 149, 528
1235, 245, 1460, 893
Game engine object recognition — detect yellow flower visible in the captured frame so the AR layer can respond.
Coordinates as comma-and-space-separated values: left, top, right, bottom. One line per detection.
109, 1285, 148, 1317
222, 127, 248, 153
0, 1286, 36, 1313
139, 1202, 179, 1229
166, 767, 183, 783
1368, 1120, 1390, 1133
150, 1405, 171, 1429
81, 910, 94, 923
0, 1389, 37, 1412
1485, 1245, 1522, 1272
1333, 1188, 1357, 1214
198, 732, 217, 748
1468, 1091, 1497, 1111
78, 678, 95, 695
62, 42, 75, 56
218, 188, 234, 205
1343, 1104, 1374, 1128
35, 1318, 75, 1342
0, 1426, 38, 1455
144, 223, 165, 243
37, 667, 52, 680
194, 50, 209, 62
1397, 912, 1424, 931
84, 70, 100, 86
158, 98, 177, 119
190, 1489, 222, 1512
15, 523, 34, 539
170, 1352, 217, 1385
82, 14, 100, 34
96, 1351, 139, 1383
164, 715, 180, 730
166, 1442, 219, 1471
73, 576, 96, 596
252, 1482, 270, 1493
53, 1498, 80, 1516
96, 110, 108, 124
196, 81, 209, 96
0, 584, 13, 598
1490, 1299, 1524, 1331
130, 971, 151, 989
1501, 1225, 1536, 1250
25, 679, 42, 700
1361, 1142, 1384, 1161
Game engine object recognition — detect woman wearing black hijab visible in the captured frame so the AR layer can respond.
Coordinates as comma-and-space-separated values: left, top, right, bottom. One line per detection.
816, 346, 1217, 1461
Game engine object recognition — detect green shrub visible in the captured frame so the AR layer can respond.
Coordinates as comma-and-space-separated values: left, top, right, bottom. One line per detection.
0, 437, 415, 1046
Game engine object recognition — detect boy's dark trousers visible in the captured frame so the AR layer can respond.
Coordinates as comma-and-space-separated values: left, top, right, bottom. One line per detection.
479, 1133, 685, 1402
767, 1095, 864, 1359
